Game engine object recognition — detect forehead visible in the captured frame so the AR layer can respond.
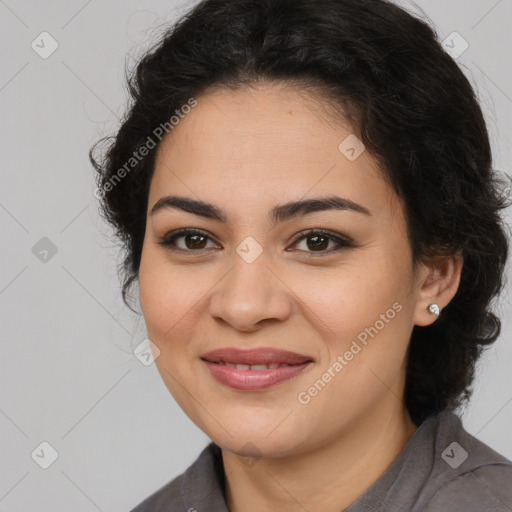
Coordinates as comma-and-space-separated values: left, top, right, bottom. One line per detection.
156, 84, 358, 169
150, 84, 401, 223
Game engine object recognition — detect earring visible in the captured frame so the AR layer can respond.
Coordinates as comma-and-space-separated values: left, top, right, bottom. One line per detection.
427, 303, 440, 317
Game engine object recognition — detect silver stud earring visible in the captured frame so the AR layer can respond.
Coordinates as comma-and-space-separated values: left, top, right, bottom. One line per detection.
428, 303, 440, 317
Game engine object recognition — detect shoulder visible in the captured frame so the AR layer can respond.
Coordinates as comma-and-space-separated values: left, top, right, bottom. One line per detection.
129, 473, 184, 512
128, 442, 225, 512
420, 411, 512, 511
422, 463, 512, 511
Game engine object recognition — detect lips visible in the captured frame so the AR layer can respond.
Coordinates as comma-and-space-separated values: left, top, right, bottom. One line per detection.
200, 347, 313, 366
201, 347, 313, 390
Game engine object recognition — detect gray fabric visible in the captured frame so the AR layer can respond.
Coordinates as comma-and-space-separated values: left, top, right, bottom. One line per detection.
130, 411, 512, 511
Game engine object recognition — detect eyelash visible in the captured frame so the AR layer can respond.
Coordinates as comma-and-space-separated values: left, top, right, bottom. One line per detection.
157, 228, 355, 256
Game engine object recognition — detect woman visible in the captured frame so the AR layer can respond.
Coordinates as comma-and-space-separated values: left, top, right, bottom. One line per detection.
90, 0, 512, 510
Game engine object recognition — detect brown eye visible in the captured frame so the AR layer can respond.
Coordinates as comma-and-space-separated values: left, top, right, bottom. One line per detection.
158, 229, 219, 252
158, 228, 355, 256
303, 234, 330, 251
181, 233, 208, 249
288, 229, 355, 254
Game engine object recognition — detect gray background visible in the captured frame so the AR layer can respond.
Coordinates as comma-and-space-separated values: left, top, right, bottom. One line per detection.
0, 1, 511, 510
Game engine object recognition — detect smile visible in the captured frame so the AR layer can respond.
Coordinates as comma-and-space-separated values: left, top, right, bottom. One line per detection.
201, 359, 312, 390
213, 361, 294, 370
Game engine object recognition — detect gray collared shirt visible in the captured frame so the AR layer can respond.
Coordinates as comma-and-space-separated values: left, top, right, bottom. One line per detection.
130, 411, 512, 511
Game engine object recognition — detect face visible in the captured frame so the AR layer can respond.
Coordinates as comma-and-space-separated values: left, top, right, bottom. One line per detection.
138, 83, 426, 458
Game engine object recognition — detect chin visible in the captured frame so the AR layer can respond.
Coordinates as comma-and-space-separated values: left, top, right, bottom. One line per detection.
207, 424, 307, 460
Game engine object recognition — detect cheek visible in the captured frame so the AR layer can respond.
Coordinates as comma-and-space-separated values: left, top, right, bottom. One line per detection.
290, 261, 405, 338
138, 253, 204, 413
287, 259, 414, 399
292, 268, 411, 426
138, 249, 202, 337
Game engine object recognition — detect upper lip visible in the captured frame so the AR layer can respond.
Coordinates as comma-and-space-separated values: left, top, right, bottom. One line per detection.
201, 347, 313, 365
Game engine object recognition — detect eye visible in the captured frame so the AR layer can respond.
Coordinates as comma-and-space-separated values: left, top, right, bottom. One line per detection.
157, 228, 355, 255
288, 229, 355, 255
157, 228, 219, 252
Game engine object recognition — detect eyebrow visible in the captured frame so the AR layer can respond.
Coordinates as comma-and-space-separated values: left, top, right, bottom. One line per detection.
150, 194, 372, 224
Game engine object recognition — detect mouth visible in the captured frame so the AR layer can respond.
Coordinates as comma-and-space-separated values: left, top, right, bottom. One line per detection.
204, 361, 300, 370
200, 347, 314, 390
200, 347, 314, 367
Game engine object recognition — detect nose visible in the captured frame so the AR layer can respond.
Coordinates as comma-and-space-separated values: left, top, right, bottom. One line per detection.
208, 251, 292, 332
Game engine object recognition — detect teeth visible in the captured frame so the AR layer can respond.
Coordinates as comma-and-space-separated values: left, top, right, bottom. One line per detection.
219, 362, 289, 370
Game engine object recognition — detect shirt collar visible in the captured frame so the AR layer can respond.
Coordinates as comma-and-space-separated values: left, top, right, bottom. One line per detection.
179, 411, 483, 512
181, 442, 230, 512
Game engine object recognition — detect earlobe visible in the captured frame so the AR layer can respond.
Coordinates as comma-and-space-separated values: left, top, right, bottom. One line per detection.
413, 252, 463, 327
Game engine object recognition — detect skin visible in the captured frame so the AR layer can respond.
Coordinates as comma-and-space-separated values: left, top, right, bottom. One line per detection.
138, 82, 463, 512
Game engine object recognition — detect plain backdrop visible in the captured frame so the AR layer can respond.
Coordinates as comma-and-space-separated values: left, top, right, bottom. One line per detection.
0, 1, 511, 510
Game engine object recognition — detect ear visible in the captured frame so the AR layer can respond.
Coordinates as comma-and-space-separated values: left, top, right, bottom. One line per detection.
413, 251, 463, 327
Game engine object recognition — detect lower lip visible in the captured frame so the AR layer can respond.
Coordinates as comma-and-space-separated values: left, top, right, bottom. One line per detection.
202, 360, 312, 390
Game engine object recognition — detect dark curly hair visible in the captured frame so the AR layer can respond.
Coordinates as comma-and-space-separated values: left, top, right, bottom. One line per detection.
90, 0, 511, 425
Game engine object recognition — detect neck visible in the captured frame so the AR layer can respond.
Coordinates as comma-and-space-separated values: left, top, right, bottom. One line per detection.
221, 402, 417, 512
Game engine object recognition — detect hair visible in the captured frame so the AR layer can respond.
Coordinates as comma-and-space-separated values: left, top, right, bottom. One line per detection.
90, 0, 510, 425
